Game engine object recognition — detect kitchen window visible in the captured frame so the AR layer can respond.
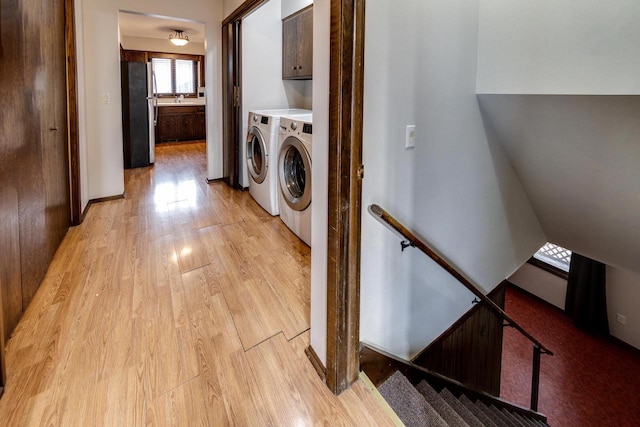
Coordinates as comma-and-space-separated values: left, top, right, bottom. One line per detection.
151, 57, 198, 97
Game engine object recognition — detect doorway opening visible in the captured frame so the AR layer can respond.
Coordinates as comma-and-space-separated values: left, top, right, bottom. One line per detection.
222, 0, 365, 396
118, 12, 207, 170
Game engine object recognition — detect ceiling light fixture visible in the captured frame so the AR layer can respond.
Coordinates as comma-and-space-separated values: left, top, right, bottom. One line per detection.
169, 30, 189, 47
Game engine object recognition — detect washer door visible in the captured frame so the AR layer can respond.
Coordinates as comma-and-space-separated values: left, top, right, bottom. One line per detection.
246, 126, 268, 184
278, 136, 311, 211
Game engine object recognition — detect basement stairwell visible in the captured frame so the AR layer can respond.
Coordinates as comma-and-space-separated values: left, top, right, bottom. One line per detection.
364, 205, 553, 426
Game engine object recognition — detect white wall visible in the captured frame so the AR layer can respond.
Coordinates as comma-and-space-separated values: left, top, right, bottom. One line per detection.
282, 0, 312, 19
509, 263, 567, 310
359, 0, 546, 359
241, 0, 287, 188
607, 267, 640, 350
120, 35, 205, 55
477, 0, 640, 94
76, 0, 223, 206
75, 0, 90, 210
309, 0, 329, 366
478, 95, 640, 276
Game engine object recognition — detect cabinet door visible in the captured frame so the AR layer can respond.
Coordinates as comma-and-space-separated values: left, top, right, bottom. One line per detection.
282, 16, 299, 79
195, 113, 206, 140
158, 115, 178, 142
181, 114, 195, 141
295, 7, 313, 79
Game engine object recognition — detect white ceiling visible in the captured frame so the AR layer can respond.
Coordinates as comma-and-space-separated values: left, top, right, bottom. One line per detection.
118, 11, 205, 43
478, 94, 640, 274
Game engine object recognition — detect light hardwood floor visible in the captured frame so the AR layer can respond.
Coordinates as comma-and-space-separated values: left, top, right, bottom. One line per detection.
0, 142, 394, 426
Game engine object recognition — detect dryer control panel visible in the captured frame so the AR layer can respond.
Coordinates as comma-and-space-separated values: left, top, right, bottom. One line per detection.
302, 123, 312, 134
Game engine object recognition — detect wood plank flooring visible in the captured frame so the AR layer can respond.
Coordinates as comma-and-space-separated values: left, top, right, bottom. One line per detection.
0, 142, 395, 425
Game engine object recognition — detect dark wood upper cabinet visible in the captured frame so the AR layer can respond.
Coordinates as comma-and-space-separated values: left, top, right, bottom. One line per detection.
282, 5, 313, 80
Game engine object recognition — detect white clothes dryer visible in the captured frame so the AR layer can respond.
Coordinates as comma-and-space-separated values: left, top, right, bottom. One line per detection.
246, 109, 311, 215
277, 114, 313, 246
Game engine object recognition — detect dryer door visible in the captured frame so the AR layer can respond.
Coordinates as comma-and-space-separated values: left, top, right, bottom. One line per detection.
246, 126, 268, 184
278, 136, 311, 211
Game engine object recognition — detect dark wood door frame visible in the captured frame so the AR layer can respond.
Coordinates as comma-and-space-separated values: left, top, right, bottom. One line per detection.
221, 20, 241, 187
325, 0, 365, 395
222, 0, 268, 188
222, 0, 365, 395
66, 0, 81, 225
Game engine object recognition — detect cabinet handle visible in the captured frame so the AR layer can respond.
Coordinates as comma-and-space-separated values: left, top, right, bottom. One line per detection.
292, 66, 297, 70
50, 127, 58, 131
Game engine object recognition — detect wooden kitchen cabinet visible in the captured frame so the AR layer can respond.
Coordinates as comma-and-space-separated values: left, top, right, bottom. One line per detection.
156, 106, 206, 143
282, 5, 313, 80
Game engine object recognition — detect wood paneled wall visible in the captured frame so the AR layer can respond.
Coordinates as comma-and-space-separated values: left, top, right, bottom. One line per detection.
412, 284, 506, 396
0, 0, 71, 384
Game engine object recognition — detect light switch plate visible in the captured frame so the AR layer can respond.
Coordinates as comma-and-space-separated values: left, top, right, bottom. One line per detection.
102, 93, 110, 104
405, 125, 415, 149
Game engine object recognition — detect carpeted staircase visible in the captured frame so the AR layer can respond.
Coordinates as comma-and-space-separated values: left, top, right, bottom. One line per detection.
378, 371, 549, 427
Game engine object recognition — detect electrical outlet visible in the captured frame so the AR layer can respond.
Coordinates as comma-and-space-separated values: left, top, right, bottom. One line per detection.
616, 313, 626, 325
405, 125, 416, 149
102, 93, 110, 104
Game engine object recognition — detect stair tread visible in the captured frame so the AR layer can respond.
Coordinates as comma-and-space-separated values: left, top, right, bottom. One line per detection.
416, 381, 470, 427
378, 371, 448, 427
459, 395, 499, 427
439, 389, 485, 427
511, 411, 541, 427
499, 407, 527, 427
476, 401, 511, 427
509, 411, 531, 426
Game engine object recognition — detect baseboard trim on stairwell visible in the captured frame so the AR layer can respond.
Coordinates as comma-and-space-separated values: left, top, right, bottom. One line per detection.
206, 177, 223, 184
79, 193, 126, 224
305, 345, 326, 382
359, 372, 404, 427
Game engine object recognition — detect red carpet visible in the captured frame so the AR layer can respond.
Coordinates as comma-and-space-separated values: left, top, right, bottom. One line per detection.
501, 286, 640, 427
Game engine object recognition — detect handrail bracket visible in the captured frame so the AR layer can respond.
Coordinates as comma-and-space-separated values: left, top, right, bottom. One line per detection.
400, 240, 415, 252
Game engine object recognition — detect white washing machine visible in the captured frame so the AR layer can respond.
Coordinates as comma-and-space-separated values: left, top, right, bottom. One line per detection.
277, 114, 313, 246
246, 109, 311, 215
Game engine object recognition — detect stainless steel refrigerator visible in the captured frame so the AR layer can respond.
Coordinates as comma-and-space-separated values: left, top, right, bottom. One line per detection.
121, 60, 157, 168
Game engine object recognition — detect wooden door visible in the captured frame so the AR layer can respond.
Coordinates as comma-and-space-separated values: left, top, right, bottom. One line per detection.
18, 0, 70, 306
43, 0, 71, 257
0, 0, 71, 380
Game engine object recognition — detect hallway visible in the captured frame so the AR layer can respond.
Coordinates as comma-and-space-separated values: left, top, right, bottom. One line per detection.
0, 142, 394, 425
